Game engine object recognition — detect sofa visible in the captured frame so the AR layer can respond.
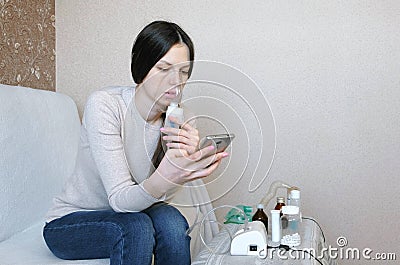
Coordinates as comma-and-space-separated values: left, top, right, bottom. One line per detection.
0, 84, 108, 264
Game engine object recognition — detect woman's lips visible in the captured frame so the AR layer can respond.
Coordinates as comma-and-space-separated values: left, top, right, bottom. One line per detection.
164, 92, 177, 99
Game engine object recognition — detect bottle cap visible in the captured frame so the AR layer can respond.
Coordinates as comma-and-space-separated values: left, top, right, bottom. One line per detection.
270, 209, 280, 215
277, 197, 285, 203
281, 206, 299, 215
290, 189, 300, 199
256, 204, 264, 209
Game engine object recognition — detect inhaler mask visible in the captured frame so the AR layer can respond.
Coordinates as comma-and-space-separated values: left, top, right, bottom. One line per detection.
162, 86, 184, 154
171, 86, 183, 107
164, 86, 184, 129
165, 66, 185, 128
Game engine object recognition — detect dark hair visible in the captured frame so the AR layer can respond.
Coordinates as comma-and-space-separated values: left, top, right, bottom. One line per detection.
132, 21, 195, 168
131, 20, 195, 84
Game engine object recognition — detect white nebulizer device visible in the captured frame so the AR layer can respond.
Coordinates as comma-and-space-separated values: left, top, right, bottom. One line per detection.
164, 86, 184, 129
230, 221, 268, 258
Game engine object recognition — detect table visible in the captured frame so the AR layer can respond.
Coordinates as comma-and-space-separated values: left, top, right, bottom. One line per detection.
192, 218, 337, 265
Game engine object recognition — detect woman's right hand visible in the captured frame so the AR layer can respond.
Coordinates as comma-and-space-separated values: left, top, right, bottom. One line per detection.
143, 145, 229, 198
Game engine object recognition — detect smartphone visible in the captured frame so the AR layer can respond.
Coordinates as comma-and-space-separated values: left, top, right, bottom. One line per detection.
199, 133, 235, 152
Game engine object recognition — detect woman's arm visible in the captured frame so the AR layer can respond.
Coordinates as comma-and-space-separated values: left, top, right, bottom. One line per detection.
143, 144, 228, 198
84, 90, 160, 212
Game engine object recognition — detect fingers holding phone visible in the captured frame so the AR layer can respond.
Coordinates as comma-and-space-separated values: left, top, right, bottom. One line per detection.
161, 116, 200, 155
157, 144, 228, 185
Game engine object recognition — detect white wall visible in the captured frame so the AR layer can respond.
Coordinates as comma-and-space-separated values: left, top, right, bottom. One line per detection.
57, 1, 400, 263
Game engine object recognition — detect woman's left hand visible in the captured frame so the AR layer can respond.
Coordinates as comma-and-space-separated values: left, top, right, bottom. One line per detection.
161, 116, 199, 155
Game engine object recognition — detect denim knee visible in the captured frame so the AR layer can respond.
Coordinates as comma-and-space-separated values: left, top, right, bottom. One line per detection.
43, 210, 156, 264
115, 212, 155, 242
110, 212, 156, 264
145, 204, 190, 244
144, 204, 191, 264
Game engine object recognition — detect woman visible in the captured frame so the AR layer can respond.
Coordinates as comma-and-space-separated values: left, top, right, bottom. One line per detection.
43, 21, 228, 265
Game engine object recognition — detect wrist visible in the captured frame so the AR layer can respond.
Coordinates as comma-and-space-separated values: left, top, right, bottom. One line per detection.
143, 170, 177, 199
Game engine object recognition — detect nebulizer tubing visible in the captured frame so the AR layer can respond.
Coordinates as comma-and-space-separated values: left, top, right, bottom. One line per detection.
186, 205, 249, 255
259, 180, 293, 206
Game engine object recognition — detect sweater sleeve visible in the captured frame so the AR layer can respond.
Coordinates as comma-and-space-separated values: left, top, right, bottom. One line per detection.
83, 90, 160, 212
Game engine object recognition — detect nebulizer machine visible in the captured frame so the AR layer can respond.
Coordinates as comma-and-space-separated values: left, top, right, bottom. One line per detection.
191, 180, 300, 258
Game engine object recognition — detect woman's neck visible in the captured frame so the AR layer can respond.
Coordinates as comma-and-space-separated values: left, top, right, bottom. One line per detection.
134, 85, 163, 124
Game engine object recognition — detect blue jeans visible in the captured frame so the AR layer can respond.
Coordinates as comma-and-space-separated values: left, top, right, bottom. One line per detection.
43, 203, 191, 265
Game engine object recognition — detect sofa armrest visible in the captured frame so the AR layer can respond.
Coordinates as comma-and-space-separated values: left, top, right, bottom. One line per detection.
0, 85, 81, 242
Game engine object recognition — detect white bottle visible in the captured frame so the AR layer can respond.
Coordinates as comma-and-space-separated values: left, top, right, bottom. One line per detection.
280, 206, 301, 247
270, 209, 281, 247
289, 189, 301, 220
289, 190, 300, 207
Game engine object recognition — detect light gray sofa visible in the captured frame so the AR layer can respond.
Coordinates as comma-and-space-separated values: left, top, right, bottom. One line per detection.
0, 85, 108, 264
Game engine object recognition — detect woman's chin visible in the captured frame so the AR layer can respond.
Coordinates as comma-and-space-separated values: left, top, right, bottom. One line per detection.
156, 102, 168, 113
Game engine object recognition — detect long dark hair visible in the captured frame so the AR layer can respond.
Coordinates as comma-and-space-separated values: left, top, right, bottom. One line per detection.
131, 21, 194, 168
131, 20, 195, 84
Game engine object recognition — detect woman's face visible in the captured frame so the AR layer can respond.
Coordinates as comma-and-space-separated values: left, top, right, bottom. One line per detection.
140, 43, 191, 113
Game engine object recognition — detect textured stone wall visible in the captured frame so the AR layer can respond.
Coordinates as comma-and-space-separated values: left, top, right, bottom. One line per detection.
0, 0, 55, 91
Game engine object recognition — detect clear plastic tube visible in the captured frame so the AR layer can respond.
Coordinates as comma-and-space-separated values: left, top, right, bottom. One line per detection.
259, 180, 293, 208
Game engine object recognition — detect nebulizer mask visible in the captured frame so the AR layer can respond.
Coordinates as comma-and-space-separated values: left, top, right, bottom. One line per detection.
164, 86, 184, 129
164, 65, 186, 131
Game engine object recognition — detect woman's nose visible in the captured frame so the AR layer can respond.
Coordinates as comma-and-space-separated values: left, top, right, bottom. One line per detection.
169, 69, 182, 85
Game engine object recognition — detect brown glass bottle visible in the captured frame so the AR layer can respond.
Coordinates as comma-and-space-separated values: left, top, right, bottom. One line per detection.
252, 204, 268, 231
274, 197, 286, 216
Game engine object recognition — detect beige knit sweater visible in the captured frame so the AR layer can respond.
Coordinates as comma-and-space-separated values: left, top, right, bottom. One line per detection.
45, 86, 218, 257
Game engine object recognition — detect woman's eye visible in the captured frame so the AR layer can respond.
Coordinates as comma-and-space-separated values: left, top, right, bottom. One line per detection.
157, 67, 169, 72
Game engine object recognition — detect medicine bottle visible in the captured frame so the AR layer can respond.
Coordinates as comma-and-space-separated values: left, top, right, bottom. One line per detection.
274, 197, 286, 216
252, 204, 268, 232
286, 187, 299, 206
288, 189, 301, 220
289, 190, 300, 208
280, 206, 301, 247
